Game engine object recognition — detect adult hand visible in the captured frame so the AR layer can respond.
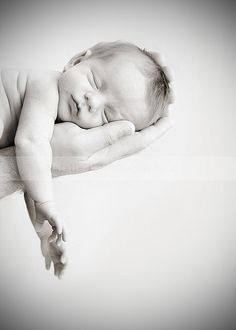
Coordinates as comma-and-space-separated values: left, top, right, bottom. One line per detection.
0, 113, 173, 199
51, 114, 173, 177
85, 111, 174, 171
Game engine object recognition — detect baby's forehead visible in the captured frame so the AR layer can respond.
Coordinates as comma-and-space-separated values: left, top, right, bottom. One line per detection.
91, 51, 141, 72
105, 56, 146, 87
111, 60, 146, 96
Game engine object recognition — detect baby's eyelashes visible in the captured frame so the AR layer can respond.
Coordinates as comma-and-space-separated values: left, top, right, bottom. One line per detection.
91, 70, 102, 90
88, 71, 99, 90
103, 109, 109, 123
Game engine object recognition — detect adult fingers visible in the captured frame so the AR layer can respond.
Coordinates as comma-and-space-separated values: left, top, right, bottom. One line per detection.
139, 115, 174, 146
87, 134, 144, 170
78, 120, 135, 156
87, 116, 173, 170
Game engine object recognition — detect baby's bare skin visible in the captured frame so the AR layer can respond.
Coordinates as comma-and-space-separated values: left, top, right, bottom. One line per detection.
0, 54, 151, 250
0, 69, 68, 278
0, 68, 67, 243
0, 69, 27, 147
0, 69, 60, 147
0, 63, 144, 279
0, 48, 174, 279
0, 58, 150, 257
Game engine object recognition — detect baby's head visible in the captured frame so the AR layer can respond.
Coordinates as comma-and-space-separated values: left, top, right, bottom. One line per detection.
58, 41, 173, 130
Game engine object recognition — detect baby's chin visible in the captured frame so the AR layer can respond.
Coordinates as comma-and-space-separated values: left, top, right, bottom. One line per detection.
73, 117, 102, 129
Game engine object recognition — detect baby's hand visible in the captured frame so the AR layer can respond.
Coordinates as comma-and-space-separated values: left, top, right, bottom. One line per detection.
40, 234, 68, 279
34, 201, 67, 244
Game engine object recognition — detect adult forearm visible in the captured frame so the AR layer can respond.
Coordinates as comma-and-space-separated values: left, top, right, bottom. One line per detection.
0, 145, 90, 199
0, 119, 168, 199
0, 146, 67, 199
0, 146, 23, 198
15, 139, 54, 203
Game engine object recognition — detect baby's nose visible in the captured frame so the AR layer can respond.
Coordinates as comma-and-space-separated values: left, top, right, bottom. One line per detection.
84, 92, 104, 113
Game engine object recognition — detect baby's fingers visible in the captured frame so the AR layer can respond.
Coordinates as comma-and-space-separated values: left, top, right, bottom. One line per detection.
45, 257, 51, 270
48, 215, 63, 235
56, 224, 68, 245
48, 226, 57, 243
54, 263, 59, 278
62, 225, 69, 242
54, 262, 66, 279
35, 219, 45, 233
60, 247, 68, 265
56, 233, 63, 246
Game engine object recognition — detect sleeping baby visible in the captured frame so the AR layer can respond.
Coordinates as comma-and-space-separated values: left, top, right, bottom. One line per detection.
0, 40, 173, 277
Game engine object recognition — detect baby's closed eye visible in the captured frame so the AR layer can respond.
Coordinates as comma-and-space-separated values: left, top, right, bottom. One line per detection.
103, 108, 109, 123
88, 71, 97, 90
88, 71, 101, 90
92, 72, 100, 89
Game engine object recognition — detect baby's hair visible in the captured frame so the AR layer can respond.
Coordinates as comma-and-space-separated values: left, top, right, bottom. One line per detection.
66, 40, 173, 125
139, 47, 172, 122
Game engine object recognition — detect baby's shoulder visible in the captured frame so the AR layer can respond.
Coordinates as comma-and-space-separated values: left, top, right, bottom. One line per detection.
26, 70, 61, 101
27, 70, 61, 88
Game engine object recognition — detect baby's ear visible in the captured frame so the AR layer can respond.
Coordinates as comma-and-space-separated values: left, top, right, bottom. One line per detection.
63, 49, 92, 72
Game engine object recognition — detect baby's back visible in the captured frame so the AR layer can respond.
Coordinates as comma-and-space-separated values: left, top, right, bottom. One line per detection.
0, 69, 28, 147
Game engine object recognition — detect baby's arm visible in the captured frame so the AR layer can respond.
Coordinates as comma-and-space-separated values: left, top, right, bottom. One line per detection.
24, 192, 67, 278
15, 71, 65, 241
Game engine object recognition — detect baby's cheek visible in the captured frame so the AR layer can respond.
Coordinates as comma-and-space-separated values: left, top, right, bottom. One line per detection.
58, 75, 70, 92
59, 72, 77, 93
58, 99, 69, 122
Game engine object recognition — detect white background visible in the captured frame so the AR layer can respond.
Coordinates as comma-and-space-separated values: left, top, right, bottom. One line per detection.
0, 0, 236, 329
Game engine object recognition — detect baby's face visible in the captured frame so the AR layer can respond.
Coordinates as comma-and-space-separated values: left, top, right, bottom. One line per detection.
58, 53, 153, 130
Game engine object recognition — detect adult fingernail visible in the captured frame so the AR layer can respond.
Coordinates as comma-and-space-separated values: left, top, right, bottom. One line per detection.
122, 123, 135, 135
